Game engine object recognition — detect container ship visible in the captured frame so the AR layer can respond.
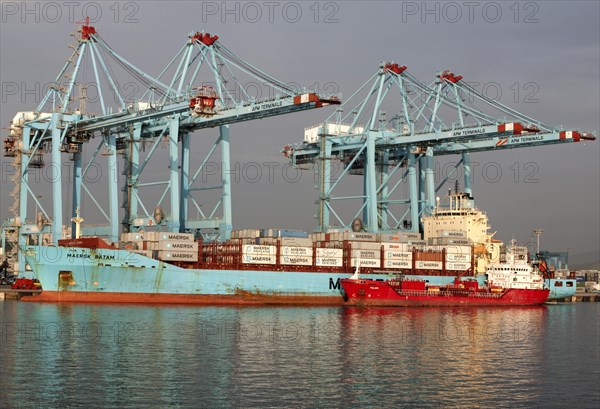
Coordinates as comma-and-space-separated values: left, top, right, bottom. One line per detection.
339, 241, 550, 306
18, 189, 571, 305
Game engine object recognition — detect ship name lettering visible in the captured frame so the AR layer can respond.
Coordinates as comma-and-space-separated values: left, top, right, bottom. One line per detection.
329, 278, 340, 290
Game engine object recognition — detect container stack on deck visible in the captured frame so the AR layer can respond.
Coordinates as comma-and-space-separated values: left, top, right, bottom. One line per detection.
116, 228, 474, 275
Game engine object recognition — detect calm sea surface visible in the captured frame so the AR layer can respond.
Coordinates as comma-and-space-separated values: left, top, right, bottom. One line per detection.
1, 301, 598, 408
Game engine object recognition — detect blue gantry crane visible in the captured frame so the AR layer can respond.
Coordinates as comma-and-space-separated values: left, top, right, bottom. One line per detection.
282, 63, 596, 233
1, 20, 339, 274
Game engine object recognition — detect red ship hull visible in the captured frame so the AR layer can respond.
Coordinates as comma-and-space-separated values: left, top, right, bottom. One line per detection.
340, 278, 549, 307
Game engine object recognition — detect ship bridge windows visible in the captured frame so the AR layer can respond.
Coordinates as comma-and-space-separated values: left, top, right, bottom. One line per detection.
555, 281, 563, 287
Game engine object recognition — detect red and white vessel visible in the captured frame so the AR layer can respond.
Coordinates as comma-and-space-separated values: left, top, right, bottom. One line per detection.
339, 241, 549, 307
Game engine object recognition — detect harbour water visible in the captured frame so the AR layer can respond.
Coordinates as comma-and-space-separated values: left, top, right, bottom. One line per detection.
1, 301, 598, 408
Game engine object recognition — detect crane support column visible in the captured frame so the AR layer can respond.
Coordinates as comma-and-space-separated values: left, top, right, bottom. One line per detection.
408, 152, 419, 233
219, 125, 232, 240
462, 152, 473, 202
365, 131, 379, 232
425, 147, 436, 214
107, 133, 119, 243
180, 132, 190, 233
169, 116, 181, 232
318, 136, 332, 232
127, 124, 142, 231
377, 151, 389, 230
17, 126, 31, 273
51, 115, 63, 244
418, 155, 426, 220
71, 146, 83, 237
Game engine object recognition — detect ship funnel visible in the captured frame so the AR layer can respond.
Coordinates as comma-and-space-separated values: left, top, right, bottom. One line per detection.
154, 206, 164, 224
36, 212, 47, 229
352, 218, 363, 232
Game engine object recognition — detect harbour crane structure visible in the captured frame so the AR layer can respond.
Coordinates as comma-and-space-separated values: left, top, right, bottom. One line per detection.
282, 63, 596, 233
1, 21, 339, 273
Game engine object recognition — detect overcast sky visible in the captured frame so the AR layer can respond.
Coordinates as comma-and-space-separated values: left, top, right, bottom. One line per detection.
0, 1, 598, 255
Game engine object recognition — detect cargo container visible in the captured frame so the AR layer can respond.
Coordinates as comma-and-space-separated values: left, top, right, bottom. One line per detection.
242, 245, 276, 255
446, 262, 472, 271
384, 259, 412, 269
281, 246, 313, 256
157, 241, 198, 252
280, 255, 313, 266
380, 232, 421, 242
158, 232, 195, 242
350, 258, 380, 268
280, 237, 313, 247
316, 248, 343, 258
121, 232, 144, 242
131, 250, 154, 258
384, 251, 412, 260
260, 229, 308, 238
315, 257, 343, 267
416, 261, 443, 270
351, 249, 380, 259
348, 241, 381, 250
445, 253, 471, 262
242, 254, 276, 264
439, 230, 467, 238
158, 251, 199, 262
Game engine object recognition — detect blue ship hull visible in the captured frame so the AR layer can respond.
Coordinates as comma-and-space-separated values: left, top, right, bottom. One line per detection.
22, 245, 570, 303
545, 278, 577, 300
21, 245, 487, 304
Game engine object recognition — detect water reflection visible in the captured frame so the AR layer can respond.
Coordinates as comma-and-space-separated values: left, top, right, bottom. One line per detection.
1, 302, 597, 408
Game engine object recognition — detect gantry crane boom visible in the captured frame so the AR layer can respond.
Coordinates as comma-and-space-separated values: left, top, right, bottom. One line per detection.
282, 63, 595, 233
2, 22, 339, 275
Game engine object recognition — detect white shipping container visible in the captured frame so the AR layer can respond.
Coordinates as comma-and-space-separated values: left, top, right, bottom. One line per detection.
242, 245, 276, 255
158, 241, 198, 252
280, 255, 313, 266
121, 232, 144, 242
316, 248, 343, 258
446, 262, 472, 271
343, 232, 378, 242
158, 232, 195, 242
315, 257, 343, 267
441, 230, 466, 238
159, 251, 198, 262
382, 242, 410, 251
351, 249, 380, 259
349, 241, 381, 250
282, 246, 313, 256
444, 245, 472, 255
280, 237, 313, 247
130, 250, 154, 258
242, 254, 276, 264
258, 238, 278, 245
384, 251, 412, 260
380, 232, 421, 242
446, 253, 471, 262
350, 258, 380, 268
384, 259, 412, 269
416, 261, 443, 270
145, 231, 158, 241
